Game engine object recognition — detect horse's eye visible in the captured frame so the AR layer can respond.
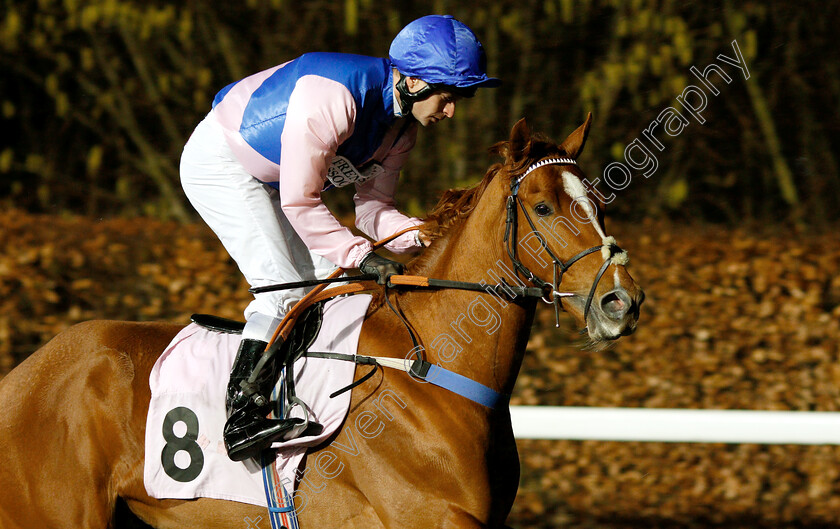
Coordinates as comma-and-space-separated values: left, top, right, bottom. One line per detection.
534, 203, 552, 217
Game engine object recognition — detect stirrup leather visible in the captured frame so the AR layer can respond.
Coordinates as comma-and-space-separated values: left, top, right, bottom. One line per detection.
226, 338, 271, 415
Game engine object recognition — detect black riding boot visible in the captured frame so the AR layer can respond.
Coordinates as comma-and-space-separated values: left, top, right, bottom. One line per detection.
223, 337, 320, 462
225, 338, 270, 416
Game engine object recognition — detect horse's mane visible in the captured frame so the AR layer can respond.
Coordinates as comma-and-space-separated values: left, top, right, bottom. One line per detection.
421, 131, 563, 240
370, 129, 562, 312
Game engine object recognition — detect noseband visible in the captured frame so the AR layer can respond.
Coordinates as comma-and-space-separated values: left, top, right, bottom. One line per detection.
504, 157, 628, 329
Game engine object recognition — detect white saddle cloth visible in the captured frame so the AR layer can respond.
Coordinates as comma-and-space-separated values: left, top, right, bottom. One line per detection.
143, 295, 371, 506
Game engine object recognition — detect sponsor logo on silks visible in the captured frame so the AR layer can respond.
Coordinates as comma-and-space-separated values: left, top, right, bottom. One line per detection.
326, 156, 385, 188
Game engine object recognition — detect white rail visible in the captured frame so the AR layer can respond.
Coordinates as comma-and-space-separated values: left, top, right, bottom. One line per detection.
509, 406, 840, 445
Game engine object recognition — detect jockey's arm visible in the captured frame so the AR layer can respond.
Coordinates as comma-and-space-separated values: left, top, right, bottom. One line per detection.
353, 125, 423, 254
278, 76, 374, 269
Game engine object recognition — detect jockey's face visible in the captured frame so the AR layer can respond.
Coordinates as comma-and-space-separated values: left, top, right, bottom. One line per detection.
405, 78, 459, 127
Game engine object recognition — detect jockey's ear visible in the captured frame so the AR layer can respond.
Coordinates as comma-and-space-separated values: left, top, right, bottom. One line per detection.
560, 112, 593, 159
508, 118, 530, 163
406, 76, 426, 93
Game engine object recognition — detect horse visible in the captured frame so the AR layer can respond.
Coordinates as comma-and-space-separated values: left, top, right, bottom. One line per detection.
0, 116, 643, 529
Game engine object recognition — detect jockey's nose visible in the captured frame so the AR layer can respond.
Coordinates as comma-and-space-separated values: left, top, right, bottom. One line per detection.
443, 101, 455, 118
599, 288, 633, 321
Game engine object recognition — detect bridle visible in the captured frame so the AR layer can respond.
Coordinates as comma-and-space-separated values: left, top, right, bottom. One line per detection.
504, 157, 628, 328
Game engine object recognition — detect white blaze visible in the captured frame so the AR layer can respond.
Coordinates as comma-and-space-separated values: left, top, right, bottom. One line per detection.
562, 170, 607, 240
561, 170, 630, 268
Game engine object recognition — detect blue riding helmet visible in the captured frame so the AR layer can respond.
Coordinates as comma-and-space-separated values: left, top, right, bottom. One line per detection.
389, 15, 501, 115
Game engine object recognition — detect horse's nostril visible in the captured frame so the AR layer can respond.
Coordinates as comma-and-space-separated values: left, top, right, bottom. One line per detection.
604, 296, 625, 313
600, 289, 632, 319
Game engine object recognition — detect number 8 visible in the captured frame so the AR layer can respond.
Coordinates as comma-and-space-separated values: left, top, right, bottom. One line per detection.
161, 406, 205, 482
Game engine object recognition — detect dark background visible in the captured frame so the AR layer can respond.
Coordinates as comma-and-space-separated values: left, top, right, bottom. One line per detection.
2, 0, 838, 225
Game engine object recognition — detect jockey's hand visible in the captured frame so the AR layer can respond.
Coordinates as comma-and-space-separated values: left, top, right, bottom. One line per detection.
359, 252, 404, 285
416, 229, 432, 248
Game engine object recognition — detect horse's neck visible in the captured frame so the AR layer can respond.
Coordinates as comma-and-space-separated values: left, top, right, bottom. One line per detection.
405, 178, 536, 395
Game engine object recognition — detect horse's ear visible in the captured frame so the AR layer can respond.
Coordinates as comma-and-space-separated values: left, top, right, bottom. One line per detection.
508, 118, 531, 162
560, 112, 593, 159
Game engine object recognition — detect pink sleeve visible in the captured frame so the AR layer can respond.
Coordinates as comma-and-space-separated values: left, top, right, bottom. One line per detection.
353, 125, 423, 253
279, 75, 373, 269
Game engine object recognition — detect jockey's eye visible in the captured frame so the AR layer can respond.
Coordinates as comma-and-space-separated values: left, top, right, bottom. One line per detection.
534, 203, 552, 217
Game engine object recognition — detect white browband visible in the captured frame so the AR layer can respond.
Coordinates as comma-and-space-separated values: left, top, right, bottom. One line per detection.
514, 157, 577, 187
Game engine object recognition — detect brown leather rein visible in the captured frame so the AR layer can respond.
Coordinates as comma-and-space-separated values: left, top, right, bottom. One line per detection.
260, 225, 544, 357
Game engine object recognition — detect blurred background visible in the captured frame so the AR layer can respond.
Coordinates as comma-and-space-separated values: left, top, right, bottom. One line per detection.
2, 1, 840, 527
2, 0, 839, 223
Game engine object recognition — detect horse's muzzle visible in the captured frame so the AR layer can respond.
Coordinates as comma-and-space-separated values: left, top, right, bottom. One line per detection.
588, 287, 644, 341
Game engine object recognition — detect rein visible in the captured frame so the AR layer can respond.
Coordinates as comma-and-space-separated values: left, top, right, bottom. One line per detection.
251, 274, 543, 299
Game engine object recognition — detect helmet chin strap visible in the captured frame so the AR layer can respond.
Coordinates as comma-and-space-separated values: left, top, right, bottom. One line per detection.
395, 72, 437, 117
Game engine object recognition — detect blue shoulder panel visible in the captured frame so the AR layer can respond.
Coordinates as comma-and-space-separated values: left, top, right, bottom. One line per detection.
218, 53, 395, 171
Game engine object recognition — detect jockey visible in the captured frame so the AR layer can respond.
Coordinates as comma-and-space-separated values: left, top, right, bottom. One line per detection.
180, 15, 500, 461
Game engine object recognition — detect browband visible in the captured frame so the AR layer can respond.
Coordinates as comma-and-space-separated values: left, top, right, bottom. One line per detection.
513, 157, 577, 188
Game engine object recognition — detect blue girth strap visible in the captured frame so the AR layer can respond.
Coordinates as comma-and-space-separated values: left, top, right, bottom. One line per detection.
409, 358, 509, 409
305, 351, 511, 409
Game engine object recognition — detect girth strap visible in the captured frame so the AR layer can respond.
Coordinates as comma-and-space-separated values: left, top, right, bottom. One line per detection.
409, 359, 509, 409
305, 351, 508, 409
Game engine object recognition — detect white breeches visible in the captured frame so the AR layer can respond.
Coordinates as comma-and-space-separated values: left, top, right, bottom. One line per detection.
180, 111, 337, 340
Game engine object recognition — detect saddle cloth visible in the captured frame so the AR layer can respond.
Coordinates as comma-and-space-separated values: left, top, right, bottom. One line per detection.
143, 294, 372, 506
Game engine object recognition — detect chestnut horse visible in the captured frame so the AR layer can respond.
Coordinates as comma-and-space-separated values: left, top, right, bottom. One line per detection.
0, 117, 642, 528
